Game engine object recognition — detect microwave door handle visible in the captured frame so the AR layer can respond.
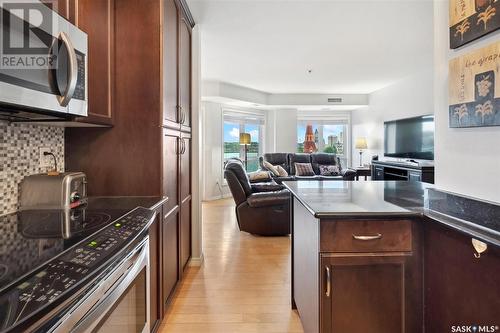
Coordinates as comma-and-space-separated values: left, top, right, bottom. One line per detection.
57, 32, 78, 107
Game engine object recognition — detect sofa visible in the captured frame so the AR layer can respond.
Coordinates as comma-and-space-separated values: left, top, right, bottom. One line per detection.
259, 153, 356, 183
224, 160, 291, 236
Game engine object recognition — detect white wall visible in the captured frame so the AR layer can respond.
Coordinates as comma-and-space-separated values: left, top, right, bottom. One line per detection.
351, 70, 434, 166
434, 0, 500, 203
202, 102, 228, 201
265, 108, 298, 153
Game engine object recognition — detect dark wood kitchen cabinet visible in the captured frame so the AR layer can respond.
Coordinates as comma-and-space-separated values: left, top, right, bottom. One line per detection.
42, 0, 69, 19
179, 15, 192, 132
163, 0, 179, 129
46, 0, 115, 125
180, 198, 191, 269
71, 0, 115, 125
424, 222, 500, 332
318, 220, 422, 333
179, 133, 192, 270
163, 129, 180, 215
320, 255, 418, 333
292, 199, 422, 333
162, 211, 179, 312
65, 0, 195, 329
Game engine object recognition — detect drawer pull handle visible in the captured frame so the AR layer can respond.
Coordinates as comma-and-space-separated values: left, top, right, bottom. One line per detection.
352, 233, 382, 241
325, 266, 331, 297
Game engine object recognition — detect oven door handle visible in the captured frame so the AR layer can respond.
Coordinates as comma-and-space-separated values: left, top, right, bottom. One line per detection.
57, 32, 78, 107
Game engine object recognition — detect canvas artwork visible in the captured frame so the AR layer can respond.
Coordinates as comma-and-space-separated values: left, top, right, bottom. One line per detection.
449, 42, 500, 128
449, 0, 500, 49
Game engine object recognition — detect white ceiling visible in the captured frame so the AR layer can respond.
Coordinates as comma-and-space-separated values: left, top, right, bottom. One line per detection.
187, 0, 434, 94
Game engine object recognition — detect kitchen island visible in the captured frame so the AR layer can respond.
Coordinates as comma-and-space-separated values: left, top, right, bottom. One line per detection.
283, 181, 500, 333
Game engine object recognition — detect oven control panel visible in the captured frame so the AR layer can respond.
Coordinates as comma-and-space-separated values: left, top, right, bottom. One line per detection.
0, 207, 155, 333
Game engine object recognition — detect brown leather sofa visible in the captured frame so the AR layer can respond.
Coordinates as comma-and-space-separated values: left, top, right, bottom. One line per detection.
224, 160, 291, 236
259, 152, 356, 183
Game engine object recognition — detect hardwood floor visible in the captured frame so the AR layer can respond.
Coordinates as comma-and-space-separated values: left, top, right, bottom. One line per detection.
159, 198, 304, 333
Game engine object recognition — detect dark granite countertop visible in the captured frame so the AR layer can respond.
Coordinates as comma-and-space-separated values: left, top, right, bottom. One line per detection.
283, 181, 500, 247
283, 181, 429, 218
0, 196, 167, 290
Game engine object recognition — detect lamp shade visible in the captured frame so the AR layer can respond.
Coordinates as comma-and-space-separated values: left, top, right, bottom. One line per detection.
355, 137, 368, 150
239, 133, 251, 145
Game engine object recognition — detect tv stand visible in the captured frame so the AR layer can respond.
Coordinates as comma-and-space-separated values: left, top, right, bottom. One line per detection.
371, 160, 435, 184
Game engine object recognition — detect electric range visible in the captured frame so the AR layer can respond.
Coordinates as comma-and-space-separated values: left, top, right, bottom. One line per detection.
0, 203, 157, 333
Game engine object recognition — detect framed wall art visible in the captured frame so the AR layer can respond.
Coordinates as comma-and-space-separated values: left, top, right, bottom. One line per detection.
450, 0, 500, 49
449, 42, 500, 128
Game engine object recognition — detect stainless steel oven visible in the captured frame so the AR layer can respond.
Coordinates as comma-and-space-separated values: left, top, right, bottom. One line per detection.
0, 0, 88, 118
48, 238, 150, 333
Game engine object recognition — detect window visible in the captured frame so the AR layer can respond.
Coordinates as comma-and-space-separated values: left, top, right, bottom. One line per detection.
223, 111, 265, 172
297, 116, 350, 167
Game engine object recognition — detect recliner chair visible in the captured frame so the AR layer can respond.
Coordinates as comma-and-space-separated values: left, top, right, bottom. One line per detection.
224, 160, 291, 236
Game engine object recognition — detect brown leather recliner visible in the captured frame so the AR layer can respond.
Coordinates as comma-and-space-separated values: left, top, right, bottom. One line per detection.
224, 160, 291, 236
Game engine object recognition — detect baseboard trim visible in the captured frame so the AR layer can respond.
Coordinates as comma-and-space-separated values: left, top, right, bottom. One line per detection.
203, 194, 232, 201
188, 253, 204, 267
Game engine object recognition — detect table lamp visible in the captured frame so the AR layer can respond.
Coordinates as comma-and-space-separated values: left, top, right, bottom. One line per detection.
355, 137, 368, 167
239, 132, 251, 170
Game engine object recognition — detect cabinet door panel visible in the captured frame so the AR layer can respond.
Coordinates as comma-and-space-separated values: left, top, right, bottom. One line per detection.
320, 253, 421, 333
162, 211, 179, 311
424, 223, 500, 332
180, 135, 191, 201
75, 0, 114, 125
163, 129, 179, 214
178, 16, 191, 131
163, 0, 179, 128
374, 167, 384, 180
180, 199, 191, 270
42, 0, 69, 19
327, 262, 403, 333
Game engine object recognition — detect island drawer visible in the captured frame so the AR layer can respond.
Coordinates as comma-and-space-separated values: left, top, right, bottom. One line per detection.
320, 219, 412, 253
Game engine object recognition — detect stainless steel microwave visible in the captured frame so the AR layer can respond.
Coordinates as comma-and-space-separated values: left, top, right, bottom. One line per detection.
0, 0, 87, 119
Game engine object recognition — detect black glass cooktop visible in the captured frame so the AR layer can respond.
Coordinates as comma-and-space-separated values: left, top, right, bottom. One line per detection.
0, 203, 158, 333
0, 206, 128, 290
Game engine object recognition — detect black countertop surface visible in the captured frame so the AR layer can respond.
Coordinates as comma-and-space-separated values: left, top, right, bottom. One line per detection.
283, 181, 500, 247
0, 196, 166, 291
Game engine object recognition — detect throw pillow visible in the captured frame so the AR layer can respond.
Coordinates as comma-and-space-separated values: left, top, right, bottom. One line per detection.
319, 164, 341, 176
263, 160, 280, 176
248, 171, 272, 182
295, 163, 315, 176
276, 165, 289, 177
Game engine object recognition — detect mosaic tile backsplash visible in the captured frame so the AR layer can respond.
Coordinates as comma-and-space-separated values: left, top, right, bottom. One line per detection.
0, 122, 64, 215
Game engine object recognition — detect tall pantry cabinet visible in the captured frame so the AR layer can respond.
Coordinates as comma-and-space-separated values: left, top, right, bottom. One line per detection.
64, 0, 194, 330
163, 0, 193, 274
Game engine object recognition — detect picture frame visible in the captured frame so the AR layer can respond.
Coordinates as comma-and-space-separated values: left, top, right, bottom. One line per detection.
449, 42, 500, 128
449, 0, 500, 49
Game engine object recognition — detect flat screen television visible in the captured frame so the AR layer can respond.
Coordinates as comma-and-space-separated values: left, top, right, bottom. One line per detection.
384, 115, 435, 160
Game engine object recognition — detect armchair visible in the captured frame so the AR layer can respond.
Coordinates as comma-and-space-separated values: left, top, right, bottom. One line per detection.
224, 161, 291, 236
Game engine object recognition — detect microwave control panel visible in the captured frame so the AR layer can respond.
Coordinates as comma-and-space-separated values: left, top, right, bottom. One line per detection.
73, 51, 86, 101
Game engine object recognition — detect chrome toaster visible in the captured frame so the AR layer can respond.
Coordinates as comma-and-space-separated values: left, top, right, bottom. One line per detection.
19, 172, 88, 210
